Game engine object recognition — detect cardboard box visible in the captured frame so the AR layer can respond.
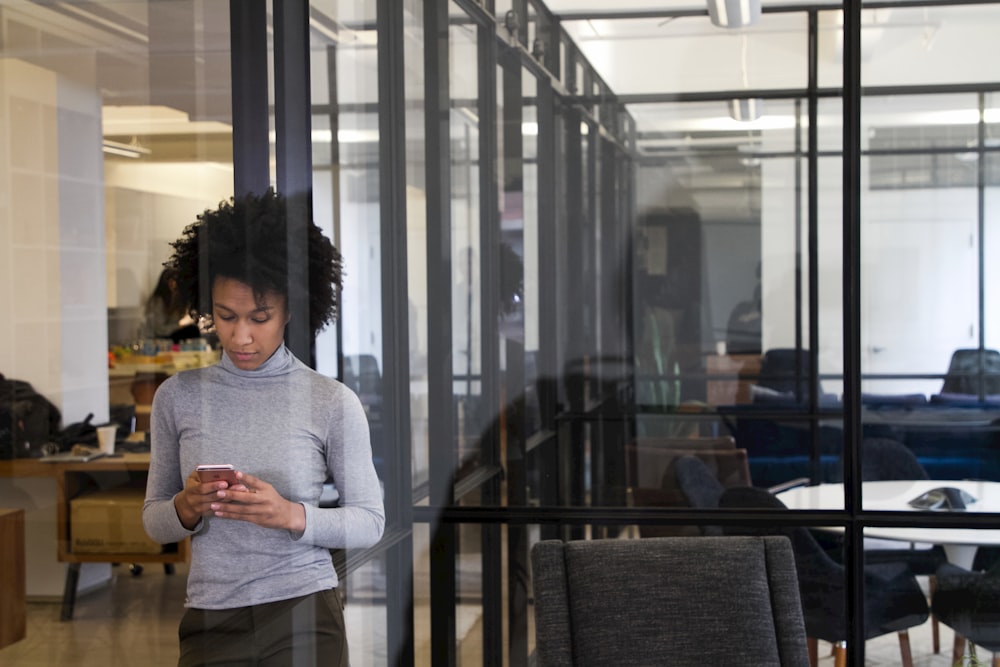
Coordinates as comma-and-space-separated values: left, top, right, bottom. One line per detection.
70, 488, 162, 554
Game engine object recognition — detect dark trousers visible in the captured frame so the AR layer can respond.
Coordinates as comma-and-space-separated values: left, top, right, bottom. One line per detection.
178, 589, 348, 667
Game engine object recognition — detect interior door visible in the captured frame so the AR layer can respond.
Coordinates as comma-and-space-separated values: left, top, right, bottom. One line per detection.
861, 213, 979, 396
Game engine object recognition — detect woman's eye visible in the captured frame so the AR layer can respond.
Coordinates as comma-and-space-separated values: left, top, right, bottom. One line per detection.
252, 317, 270, 324
217, 315, 236, 322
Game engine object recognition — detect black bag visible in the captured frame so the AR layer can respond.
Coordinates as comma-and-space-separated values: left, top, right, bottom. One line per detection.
59, 413, 98, 450
0, 372, 63, 458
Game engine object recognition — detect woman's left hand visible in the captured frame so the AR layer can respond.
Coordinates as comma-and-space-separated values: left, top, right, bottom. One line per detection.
208, 471, 306, 533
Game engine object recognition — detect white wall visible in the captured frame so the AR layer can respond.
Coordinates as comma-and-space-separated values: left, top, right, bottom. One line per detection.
760, 127, 998, 399
104, 162, 233, 312
0, 56, 112, 597
0, 57, 107, 425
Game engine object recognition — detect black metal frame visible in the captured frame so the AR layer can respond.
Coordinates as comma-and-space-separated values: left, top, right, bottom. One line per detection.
230, 0, 270, 199
376, 0, 416, 664
422, 0, 458, 661
842, 0, 865, 660
273, 0, 314, 364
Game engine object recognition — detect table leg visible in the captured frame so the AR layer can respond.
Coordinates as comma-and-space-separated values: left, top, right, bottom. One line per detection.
943, 544, 978, 570
59, 563, 80, 621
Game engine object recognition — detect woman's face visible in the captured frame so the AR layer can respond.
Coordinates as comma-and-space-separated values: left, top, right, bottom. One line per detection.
211, 277, 289, 371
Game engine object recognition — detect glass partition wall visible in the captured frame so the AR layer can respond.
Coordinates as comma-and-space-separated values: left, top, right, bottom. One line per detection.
3, 0, 1000, 666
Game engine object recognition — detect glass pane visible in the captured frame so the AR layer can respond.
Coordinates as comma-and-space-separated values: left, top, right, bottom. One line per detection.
820, 5, 1000, 89
0, 0, 233, 641
311, 0, 383, 462
342, 552, 390, 666
861, 4, 1000, 88
495, 0, 513, 21
561, 13, 808, 96
817, 155, 844, 400
521, 75, 539, 374
860, 89, 1000, 503
818, 96, 844, 154
450, 10, 481, 479
404, 0, 430, 491
987, 93, 1000, 361
816, 9, 843, 90
308, 3, 388, 661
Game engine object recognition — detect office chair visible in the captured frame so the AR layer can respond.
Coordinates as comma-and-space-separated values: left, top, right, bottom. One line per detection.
862, 437, 930, 482
628, 441, 750, 537
530, 535, 809, 666
932, 560, 1000, 667
941, 348, 1000, 397
672, 454, 726, 536
756, 347, 812, 400
860, 437, 947, 653
719, 486, 930, 667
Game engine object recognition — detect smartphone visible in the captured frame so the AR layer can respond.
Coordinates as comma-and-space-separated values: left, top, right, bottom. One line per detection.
196, 464, 238, 485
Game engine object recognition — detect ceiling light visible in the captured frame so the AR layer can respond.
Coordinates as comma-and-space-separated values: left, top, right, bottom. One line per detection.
728, 34, 762, 122
729, 98, 764, 122
707, 0, 761, 28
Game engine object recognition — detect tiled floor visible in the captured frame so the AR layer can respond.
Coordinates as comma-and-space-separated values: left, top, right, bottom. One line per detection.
0, 564, 989, 666
0, 563, 188, 667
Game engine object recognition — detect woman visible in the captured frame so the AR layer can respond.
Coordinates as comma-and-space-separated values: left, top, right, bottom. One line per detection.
142, 190, 385, 667
142, 268, 197, 341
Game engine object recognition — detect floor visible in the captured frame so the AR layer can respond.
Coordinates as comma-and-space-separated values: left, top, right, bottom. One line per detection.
0, 564, 987, 666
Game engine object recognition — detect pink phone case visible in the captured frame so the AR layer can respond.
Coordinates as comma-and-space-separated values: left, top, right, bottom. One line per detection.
196, 465, 238, 484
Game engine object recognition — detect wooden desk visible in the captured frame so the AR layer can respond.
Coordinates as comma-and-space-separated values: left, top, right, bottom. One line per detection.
0, 453, 188, 619
0, 508, 25, 648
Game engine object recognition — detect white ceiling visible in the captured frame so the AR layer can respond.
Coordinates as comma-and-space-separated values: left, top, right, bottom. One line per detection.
538, 0, 1000, 155
5, 0, 999, 160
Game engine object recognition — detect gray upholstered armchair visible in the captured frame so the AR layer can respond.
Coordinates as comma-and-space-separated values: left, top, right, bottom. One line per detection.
530, 535, 809, 666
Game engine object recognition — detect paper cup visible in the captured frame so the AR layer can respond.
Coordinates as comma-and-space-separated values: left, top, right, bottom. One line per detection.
97, 425, 118, 454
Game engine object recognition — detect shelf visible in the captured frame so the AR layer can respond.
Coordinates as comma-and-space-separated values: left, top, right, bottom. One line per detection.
53, 458, 188, 565
0, 453, 189, 566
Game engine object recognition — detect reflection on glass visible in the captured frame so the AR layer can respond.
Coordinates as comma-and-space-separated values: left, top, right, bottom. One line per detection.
311, 0, 385, 492
450, 16, 481, 473
0, 0, 237, 652
521, 74, 539, 407
858, 91, 991, 494
2, 0, 234, 429
405, 0, 430, 489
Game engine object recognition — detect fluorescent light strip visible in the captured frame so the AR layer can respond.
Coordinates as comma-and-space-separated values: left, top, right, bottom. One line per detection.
101, 139, 150, 158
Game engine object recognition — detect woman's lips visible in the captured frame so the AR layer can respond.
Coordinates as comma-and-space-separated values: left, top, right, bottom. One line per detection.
232, 351, 256, 362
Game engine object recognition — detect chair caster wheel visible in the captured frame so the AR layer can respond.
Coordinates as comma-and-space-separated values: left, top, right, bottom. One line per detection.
129, 563, 144, 576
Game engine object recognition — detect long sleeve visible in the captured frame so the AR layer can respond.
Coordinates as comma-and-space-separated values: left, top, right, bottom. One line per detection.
140, 345, 385, 609
142, 376, 200, 545
299, 387, 385, 549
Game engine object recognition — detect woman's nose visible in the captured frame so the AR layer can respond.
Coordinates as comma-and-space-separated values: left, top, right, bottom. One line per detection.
232, 320, 253, 344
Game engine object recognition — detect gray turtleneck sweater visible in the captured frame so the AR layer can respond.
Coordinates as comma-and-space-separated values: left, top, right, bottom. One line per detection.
142, 344, 385, 610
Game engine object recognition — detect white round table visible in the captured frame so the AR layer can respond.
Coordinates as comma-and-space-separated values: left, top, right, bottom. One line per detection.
776, 480, 1000, 569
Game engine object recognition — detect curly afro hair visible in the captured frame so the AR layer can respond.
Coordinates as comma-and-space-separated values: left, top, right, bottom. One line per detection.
165, 189, 343, 338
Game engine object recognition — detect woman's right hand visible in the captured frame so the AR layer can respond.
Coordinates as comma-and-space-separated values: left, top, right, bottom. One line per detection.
173, 470, 248, 530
